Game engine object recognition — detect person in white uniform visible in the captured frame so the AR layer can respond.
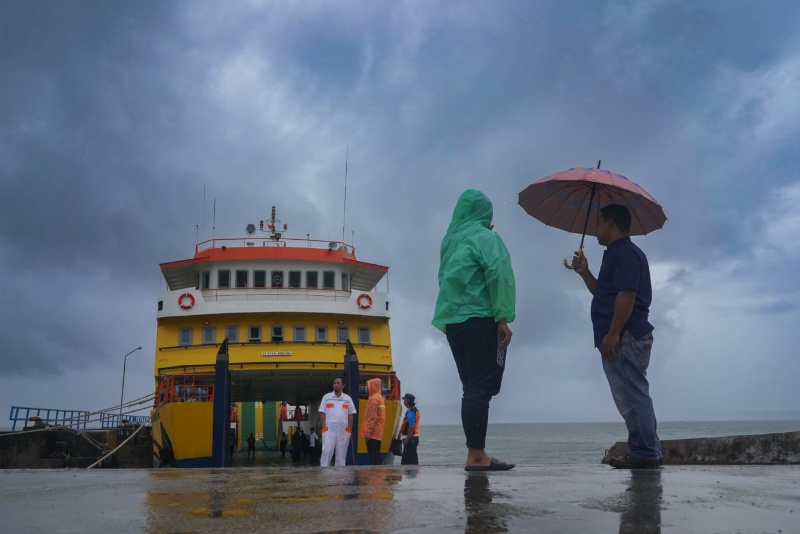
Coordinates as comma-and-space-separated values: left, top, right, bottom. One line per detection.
319, 377, 357, 467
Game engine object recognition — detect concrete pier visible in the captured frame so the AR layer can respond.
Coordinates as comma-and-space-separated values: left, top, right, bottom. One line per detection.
0, 464, 798, 532
0, 427, 152, 469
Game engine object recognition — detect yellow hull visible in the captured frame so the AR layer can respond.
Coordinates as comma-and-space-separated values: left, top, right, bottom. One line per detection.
152, 402, 215, 467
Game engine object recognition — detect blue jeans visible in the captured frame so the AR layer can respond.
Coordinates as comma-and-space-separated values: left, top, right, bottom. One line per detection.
601, 331, 661, 461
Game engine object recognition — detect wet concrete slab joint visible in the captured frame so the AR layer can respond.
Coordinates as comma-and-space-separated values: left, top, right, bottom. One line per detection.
0, 465, 798, 533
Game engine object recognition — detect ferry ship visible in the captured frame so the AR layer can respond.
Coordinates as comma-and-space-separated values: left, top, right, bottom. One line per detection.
151, 207, 403, 467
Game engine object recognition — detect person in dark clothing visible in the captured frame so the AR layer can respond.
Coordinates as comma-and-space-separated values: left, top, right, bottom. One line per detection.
571, 203, 661, 469
400, 394, 420, 465
291, 428, 302, 464
279, 431, 287, 458
246, 433, 256, 460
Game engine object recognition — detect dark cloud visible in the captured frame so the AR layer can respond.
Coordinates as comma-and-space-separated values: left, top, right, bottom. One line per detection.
1, 0, 799, 421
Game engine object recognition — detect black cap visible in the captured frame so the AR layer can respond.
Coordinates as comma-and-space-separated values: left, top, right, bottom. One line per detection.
403, 393, 415, 403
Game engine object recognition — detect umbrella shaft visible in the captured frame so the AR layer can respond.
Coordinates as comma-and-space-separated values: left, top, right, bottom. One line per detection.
579, 184, 597, 248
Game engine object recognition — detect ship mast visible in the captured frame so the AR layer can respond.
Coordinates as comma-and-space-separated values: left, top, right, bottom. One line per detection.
260, 206, 288, 241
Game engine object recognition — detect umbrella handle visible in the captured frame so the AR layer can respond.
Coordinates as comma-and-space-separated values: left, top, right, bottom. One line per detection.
562, 247, 583, 270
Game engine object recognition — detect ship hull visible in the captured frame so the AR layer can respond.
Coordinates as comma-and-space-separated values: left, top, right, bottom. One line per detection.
152, 396, 402, 467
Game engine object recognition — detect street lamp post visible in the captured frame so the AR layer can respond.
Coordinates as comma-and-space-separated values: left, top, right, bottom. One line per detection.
119, 346, 143, 425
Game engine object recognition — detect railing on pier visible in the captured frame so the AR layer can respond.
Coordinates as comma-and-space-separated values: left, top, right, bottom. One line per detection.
98, 413, 151, 429
8, 406, 91, 431
8, 406, 151, 431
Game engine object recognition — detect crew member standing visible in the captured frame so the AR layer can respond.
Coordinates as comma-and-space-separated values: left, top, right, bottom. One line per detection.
400, 393, 420, 465
361, 377, 386, 465
319, 377, 357, 467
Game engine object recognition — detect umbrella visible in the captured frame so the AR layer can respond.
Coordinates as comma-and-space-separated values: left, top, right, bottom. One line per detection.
518, 161, 667, 268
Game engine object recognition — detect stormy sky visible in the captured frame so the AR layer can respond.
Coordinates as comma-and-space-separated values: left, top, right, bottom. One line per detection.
2, 0, 799, 427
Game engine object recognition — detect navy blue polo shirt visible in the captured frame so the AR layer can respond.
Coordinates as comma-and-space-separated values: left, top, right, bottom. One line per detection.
590, 236, 653, 347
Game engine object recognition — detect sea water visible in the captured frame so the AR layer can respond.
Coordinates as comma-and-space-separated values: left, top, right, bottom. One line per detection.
419, 420, 800, 465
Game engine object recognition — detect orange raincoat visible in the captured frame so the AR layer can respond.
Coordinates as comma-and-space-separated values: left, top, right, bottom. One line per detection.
361, 378, 385, 441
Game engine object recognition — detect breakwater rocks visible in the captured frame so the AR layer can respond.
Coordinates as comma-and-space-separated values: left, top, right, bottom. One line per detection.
603, 431, 800, 465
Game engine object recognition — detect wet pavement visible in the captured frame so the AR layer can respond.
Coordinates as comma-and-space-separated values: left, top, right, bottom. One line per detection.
1, 464, 798, 533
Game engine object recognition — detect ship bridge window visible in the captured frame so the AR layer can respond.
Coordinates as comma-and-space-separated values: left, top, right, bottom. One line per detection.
218, 270, 231, 288
358, 327, 371, 345
294, 326, 306, 342
341, 272, 350, 291
179, 328, 193, 346
323, 271, 335, 289
306, 271, 319, 288
315, 326, 328, 343
236, 270, 248, 288
203, 326, 216, 344
271, 326, 284, 342
226, 326, 239, 343
201, 271, 210, 289
249, 326, 261, 342
254, 270, 266, 288
288, 270, 301, 288
337, 326, 349, 343
271, 270, 284, 288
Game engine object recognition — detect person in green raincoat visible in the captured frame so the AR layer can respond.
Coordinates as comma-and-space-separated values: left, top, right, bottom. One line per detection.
432, 189, 516, 471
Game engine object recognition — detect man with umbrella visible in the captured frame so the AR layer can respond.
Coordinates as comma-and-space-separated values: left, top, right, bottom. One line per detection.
571, 203, 662, 469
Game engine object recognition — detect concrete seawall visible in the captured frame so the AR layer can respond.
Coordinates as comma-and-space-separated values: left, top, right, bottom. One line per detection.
0, 426, 152, 468
603, 431, 800, 464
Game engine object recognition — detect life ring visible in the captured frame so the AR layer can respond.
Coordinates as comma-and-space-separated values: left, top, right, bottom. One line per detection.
178, 293, 195, 310
357, 293, 372, 310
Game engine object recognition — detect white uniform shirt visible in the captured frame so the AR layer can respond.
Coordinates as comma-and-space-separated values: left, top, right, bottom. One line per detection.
320, 391, 357, 431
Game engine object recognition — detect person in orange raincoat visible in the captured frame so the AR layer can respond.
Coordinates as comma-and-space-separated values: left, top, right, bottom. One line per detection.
361, 378, 386, 465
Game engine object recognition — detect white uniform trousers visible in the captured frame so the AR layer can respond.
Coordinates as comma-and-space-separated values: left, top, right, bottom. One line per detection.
320, 428, 351, 467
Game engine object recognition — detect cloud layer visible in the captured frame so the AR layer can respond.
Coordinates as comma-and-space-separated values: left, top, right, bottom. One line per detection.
2, 0, 799, 425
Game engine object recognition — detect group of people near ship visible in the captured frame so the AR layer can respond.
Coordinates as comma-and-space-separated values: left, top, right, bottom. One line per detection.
318, 376, 419, 467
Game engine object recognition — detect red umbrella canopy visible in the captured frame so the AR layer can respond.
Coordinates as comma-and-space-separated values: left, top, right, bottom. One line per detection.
518, 167, 667, 237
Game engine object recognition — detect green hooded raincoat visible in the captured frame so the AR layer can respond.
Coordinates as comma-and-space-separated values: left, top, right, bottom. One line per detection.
432, 189, 516, 332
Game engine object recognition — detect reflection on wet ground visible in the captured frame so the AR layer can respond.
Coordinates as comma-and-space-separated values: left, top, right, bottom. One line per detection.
619, 470, 662, 534
1, 465, 798, 533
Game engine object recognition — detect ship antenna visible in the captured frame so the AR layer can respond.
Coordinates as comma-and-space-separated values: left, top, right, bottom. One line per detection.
212, 197, 216, 239
342, 145, 348, 243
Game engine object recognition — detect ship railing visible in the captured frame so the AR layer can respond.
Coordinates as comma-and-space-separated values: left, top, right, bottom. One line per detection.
196, 236, 355, 255
158, 339, 390, 352
154, 373, 216, 407
8, 406, 91, 431
200, 288, 354, 303
358, 372, 402, 401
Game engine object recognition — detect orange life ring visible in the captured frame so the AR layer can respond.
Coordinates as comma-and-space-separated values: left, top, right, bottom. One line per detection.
178, 293, 195, 310
357, 293, 372, 310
